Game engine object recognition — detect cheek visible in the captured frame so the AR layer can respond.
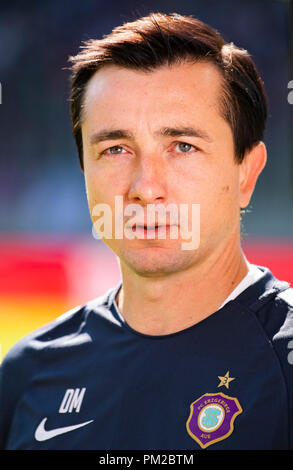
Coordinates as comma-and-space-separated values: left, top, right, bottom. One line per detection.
198, 178, 240, 233
214, 180, 239, 212
84, 172, 107, 221
84, 168, 113, 203
214, 182, 241, 231
84, 171, 130, 229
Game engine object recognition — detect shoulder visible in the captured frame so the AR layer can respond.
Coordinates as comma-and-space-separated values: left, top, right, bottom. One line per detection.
268, 286, 293, 449
276, 288, 293, 308
0, 302, 85, 447
258, 285, 293, 390
0, 303, 87, 394
249, 272, 293, 343
0, 286, 117, 374
272, 287, 293, 341
247, 278, 293, 371
0, 287, 119, 447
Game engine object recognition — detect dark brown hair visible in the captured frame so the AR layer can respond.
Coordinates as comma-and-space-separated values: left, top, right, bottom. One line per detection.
69, 12, 267, 171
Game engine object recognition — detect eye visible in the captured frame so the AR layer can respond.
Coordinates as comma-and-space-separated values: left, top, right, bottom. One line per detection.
175, 142, 198, 153
101, 145, 126, 155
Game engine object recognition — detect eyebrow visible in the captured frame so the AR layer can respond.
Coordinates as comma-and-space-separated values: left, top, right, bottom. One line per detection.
89, 126, 213, 145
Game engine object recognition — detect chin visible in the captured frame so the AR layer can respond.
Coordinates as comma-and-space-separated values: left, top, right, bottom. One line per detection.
118, 245, 197, 277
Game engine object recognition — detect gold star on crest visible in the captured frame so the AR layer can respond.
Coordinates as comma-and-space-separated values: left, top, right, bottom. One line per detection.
217, 371, 235, 389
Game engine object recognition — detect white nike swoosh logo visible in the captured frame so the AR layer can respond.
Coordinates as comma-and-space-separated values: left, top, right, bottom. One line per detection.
35, 417, 94, 441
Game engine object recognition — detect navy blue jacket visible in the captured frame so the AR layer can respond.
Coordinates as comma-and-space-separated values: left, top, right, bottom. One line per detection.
0, 265, 292, 450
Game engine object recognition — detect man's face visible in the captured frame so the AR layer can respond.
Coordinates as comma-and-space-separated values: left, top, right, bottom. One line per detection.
81, 61, 243, 276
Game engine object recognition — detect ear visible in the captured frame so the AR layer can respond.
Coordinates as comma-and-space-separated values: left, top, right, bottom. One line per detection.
239, 141, 267, 209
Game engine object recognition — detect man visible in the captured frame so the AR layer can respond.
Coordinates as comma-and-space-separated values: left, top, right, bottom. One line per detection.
0, 12, 292, 450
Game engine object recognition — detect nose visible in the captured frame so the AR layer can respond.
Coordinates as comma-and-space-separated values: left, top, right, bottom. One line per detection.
127, 153, 167, 205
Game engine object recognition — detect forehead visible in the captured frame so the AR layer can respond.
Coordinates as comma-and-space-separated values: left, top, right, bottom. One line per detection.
82, 60, 225, 123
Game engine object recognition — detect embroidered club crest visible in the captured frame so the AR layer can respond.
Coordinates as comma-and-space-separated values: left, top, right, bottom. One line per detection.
186, 392, 242, 449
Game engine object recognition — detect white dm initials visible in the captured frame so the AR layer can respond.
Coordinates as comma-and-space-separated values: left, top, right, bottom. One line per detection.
59, 388, 86, 413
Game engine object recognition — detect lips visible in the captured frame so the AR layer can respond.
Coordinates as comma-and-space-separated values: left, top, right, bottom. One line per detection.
125, 221, 172, 229
130, 224, 176, 237
132, 223, 174, 232
123, 221, 178, 239
136, 224, 168, 229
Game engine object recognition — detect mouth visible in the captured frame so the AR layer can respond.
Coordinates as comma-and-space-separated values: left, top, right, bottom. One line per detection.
123, 218, 179, 240
128, 224, 177, 240
134, 224, 170, 230
137, 224, 165, 229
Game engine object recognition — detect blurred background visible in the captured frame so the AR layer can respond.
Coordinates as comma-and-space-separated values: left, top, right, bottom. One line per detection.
0, 0, 292, 360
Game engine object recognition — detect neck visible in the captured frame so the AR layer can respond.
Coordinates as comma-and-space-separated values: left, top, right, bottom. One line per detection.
116, 234, 249, 336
